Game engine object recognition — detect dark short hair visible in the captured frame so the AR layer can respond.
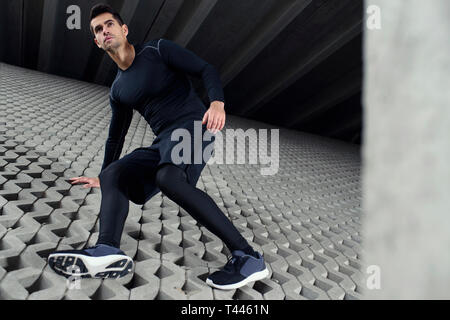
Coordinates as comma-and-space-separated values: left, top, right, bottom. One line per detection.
89, 3, 124, 35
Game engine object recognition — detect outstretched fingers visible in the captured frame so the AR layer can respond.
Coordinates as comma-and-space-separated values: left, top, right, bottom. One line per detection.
69, 177, 85, 184
69, 177, 92, 188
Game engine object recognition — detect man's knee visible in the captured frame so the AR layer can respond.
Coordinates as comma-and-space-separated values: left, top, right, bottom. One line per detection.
155, 164, 187, 194
99, 162, 129, 185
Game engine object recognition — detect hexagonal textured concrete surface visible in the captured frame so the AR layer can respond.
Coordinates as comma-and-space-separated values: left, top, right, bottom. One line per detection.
0, 62, 363, 300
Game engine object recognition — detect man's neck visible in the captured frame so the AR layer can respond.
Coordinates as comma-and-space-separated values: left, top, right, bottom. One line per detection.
108, 41, 135, 71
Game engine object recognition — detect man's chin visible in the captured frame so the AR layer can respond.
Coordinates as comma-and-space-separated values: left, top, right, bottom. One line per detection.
105, 41, 120, 50
104, 43, 116, 52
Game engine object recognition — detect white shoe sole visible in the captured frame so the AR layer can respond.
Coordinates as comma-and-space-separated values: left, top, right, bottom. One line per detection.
206, 268, 270, 290
48, 253, 134, 279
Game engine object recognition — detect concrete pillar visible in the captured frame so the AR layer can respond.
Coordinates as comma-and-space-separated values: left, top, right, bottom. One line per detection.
362, 0, 450, 299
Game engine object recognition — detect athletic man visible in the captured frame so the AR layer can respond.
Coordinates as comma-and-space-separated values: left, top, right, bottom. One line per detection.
48, 3, 269, 290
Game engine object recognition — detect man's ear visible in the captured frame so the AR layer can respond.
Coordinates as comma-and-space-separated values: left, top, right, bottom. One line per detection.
94, 37, 101, 48
122, 24, 129, 37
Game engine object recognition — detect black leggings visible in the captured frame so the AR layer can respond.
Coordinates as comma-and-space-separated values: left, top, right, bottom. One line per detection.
96, 163, 250, 252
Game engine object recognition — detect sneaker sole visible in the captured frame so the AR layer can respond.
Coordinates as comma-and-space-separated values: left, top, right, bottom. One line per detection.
48, 253, 134, 279
205, 268, 270, 290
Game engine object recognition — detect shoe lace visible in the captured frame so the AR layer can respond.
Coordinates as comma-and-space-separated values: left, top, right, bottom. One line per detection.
84, 244, 101, 251
223, 254, 243, 272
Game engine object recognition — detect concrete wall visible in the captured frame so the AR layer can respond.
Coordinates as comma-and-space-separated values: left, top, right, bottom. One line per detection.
362, 0, 450, 299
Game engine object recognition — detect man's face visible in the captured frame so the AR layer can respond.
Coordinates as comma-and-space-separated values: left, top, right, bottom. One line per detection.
91, 12, 128, 51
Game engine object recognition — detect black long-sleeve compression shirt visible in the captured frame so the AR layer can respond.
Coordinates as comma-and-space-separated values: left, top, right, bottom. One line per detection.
100, 38, 225, 174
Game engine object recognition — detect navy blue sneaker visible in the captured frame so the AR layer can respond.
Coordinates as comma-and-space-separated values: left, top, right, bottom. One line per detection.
48, 244, 134, 279
206, 250, 269, 290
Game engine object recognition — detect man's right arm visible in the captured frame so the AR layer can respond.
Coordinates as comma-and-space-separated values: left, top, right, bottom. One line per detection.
99, 96, 133, 174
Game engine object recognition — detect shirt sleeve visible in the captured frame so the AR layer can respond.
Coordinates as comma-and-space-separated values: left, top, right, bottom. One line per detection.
157, 38, 225, 104
99, 95, 133, 174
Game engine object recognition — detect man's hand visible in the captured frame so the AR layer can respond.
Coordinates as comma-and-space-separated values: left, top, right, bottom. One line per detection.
69, 177, 100, 188
202, 100, 225, 134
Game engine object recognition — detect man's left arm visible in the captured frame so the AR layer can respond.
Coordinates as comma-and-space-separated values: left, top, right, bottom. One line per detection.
157, 38, 225, 133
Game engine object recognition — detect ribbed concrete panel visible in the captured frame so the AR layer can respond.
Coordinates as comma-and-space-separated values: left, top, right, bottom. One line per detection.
0, 62, 363, 300
362, 0, 450, 299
